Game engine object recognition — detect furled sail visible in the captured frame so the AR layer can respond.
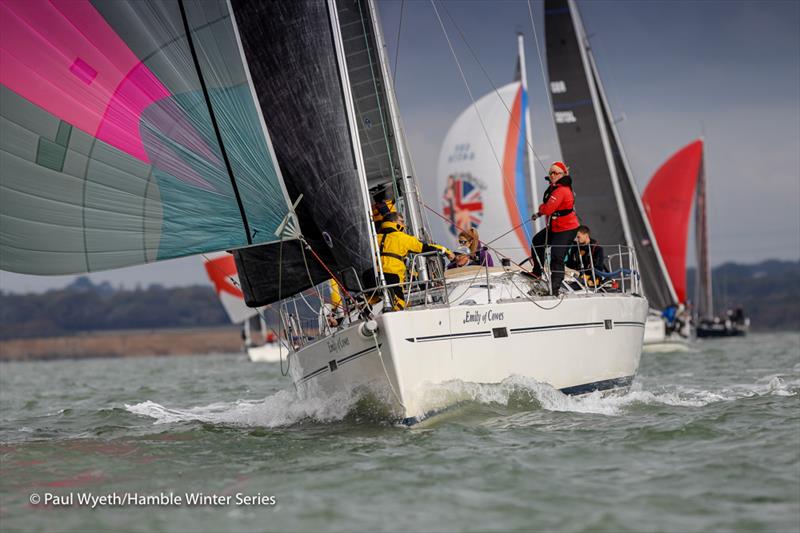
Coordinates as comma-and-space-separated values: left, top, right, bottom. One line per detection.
232, 0, 378, 307
642, 140, 704, 304
544, 0, 677, 310
0, 0, 293, 275
436, 41, 536, 260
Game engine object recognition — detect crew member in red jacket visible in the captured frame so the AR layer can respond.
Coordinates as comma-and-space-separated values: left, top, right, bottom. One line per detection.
530, 161, 580, 294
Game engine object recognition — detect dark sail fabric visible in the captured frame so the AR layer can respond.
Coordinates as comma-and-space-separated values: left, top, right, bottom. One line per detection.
544, 0, 624, 248
593, 68, 675, 310
544, 0, 675, 309
0, 0, 291, 274
231, 0, 374, 307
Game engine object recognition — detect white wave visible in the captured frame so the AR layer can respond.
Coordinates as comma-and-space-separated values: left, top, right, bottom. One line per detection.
416, 371, 799, 418
415, 376, 723, 417
125, 387, 372, 428
126, 371, 799, 427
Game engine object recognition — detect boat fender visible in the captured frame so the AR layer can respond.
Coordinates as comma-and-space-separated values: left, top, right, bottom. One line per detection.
359, 320, 378, 338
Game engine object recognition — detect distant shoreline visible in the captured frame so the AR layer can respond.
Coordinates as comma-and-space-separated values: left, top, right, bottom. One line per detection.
0, 326, 244, 362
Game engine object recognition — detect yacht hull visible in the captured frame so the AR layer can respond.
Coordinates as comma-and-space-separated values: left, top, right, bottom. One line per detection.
292, 294, 648, 425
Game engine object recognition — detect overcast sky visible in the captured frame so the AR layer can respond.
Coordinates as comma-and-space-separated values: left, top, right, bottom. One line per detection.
1, 0, 798, 294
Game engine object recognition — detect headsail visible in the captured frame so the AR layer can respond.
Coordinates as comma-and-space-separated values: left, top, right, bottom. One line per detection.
642, 140, 704, 304
0, 0, 293, 275
436, 40, 535, 260
544, 0, 677, 309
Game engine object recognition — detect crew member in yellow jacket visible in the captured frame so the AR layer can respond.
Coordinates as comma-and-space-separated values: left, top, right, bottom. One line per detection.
377, 212, 452, 310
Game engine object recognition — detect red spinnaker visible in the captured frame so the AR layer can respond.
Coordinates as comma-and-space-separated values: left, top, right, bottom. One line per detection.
642, 140, 704, 303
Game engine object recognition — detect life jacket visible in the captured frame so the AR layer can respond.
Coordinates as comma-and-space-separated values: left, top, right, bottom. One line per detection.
376, 221, 423, 280
542, 176, 574, 217
540, 176, 579, 232
376, 221, 447, 280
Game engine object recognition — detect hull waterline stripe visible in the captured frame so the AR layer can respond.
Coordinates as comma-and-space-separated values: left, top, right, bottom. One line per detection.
298, 344, 382, 384
406, 331, 493, 343
401, 375, 635, 426
298, 366, 328, 384
405, 320, 635, 344
337, 344, 381, 365
510, 321, 604, 334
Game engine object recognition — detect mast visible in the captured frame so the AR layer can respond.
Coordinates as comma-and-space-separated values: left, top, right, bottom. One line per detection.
518, 32, 542, 234
367, 0, 426, 240
695, 143, 713, 319
566, 0, 634, 251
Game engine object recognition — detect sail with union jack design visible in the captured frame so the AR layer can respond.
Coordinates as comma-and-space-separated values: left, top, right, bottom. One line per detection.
435, 35, 538, 261
442, 172, 484, 236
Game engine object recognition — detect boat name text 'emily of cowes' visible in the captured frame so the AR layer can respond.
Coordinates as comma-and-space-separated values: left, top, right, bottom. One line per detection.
463, 310, 505, 325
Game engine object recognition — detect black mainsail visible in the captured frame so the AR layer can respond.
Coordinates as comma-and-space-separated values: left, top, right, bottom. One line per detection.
544, 0, 677, 310
232, 0, 428, 306
231, 0, 380, 306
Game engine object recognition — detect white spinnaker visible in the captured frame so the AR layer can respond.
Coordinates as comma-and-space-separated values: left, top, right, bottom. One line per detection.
436, 81, 530, 262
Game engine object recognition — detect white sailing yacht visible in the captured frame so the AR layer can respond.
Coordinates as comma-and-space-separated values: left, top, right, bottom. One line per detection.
0, 0, 648, 425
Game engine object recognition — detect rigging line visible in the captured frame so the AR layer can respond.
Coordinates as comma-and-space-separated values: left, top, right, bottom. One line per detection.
297, 237, 326, 306
526, 0, 559, 151
485, 218, 534, 247
298, 236, 356, 302
392, 0, 405, 81
439, 1, 550, 176
278, 236, 290, 376
177, 0, 252, 244
422, 202, 540, 279
356, 0, 401, 202
430, 0, 526, 224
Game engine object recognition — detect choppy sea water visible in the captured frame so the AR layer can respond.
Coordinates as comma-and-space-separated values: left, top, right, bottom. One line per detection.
1, 333, 798, 532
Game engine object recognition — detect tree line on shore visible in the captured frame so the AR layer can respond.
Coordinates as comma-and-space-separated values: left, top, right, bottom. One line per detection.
1, 259, 797, 340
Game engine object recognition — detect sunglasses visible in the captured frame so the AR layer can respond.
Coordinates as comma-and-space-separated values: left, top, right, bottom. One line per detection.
549, 170, 565, 176
458, 239, 469, 244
